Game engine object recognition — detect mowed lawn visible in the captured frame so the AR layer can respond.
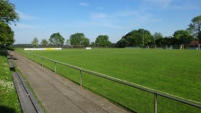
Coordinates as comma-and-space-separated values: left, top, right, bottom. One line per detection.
22, 48, 201, 113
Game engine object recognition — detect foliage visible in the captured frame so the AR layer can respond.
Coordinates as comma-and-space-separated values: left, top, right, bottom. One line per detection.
152, 32, 163, 44
155, 30, 194, 46
0, 0, 19, 46
90, 42, 96, 47
0, 0, 19, 23
49, 32, 65, 46
115, 15, 201, 47
0, 21, 14, 46
173, 30, 193, 45
188, 15, 201, 42
69, 33, 90, 47
82, 37, 90, 47
95, 35, 111, 47
31, 37, 39, 47
116, 38, 129, 48
40, 39, 48, 46
155, 37, 173, 46
116, 29, 153, 47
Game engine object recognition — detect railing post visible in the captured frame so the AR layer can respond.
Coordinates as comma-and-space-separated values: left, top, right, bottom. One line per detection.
54, 62, 57, 73
80, 70, 83, 86
154, 93, 158, 113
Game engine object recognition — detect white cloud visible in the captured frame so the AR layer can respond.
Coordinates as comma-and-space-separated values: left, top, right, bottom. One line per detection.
144, 0, 172, 6
115, 10, 139, 17
143, 0, 172, 9
145, 0, 172, 3
17, 24, 32, 28
168, 1, 200, 10
17, 11, 39, 20
98, 23, 128, 29
11, 23, 36, 29
73, 20, 128, 30
87, 8, 161, 30
143, 0, 200, 10
115, 9, 161, 25
91, 13, 108, 19
88, 10, 154, 30
79, 2, 89, 6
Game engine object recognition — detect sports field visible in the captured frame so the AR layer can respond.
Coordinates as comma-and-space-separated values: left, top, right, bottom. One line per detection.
21, 48, 201, 113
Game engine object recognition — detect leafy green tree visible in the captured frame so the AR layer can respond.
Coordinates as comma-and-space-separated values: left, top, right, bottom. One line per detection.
0, 21, 14, 46
69, 33, 90, 47
0, 0, 19, 46
155, 37, 173, 46
5, 30, 15, 45
116, 38, 129, 48
31, 37, 39, 47
81, 38, 90, 47
173, 30, 193, 45
41, 39, 48, 46
153, 32, 163, 41
116, 29, 152, 47
90, 42, 96, 47
49, 32, 65, 46
95, 35, 111, 47
188, 15, 201, 42
0, 0, 19, 23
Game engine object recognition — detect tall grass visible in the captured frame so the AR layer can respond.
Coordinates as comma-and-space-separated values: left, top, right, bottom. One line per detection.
19, 48, 201, 113
0, 49, 21, 113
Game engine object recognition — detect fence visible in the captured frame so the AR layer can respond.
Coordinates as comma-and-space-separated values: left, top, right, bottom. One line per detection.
21, 51, 201, 113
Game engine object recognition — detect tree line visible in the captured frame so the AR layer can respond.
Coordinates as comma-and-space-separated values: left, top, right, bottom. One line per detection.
1, 1, 200, 48
32, 14, 201, 48
116, 15, 201, 48
31, 33, 112, 48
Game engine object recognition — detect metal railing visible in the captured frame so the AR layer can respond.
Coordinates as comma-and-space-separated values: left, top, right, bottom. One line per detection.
21, 51, 201, 113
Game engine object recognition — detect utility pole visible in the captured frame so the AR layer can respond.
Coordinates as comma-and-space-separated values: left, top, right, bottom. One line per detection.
142, 29, 144, 47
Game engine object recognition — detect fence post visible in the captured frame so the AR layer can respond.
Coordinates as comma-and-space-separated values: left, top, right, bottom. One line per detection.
54, 62, 57, 73
34, 55, 35, 62
154, 93, 158, 113
80, 70, 83, 86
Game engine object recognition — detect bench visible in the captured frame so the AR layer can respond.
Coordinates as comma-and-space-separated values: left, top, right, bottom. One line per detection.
8, 59, 15, 71
5, 50, 15, 70
12, 72, 44, 113
7, 55, 11, 59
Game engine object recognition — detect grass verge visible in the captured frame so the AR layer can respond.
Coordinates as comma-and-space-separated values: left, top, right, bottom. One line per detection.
0, 48, 21, 113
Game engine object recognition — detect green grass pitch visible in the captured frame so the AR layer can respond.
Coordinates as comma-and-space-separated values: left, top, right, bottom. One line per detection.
21, 48, 201, 113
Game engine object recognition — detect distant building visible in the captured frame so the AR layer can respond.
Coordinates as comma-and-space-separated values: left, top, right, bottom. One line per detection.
189, 40, 200, 46
189, 40, 200, 49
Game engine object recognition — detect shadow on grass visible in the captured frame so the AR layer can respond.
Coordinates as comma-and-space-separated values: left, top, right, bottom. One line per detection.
0, 48, 6, 56
0, 105, 17, 113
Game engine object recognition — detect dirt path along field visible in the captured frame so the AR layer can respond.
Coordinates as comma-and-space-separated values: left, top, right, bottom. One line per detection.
10, 51, 129, 113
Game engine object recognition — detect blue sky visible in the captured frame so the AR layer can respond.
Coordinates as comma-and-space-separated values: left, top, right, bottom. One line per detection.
10, 0, 201, 44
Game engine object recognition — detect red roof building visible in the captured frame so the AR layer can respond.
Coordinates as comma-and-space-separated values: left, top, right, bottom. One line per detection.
189, 40, 200, 45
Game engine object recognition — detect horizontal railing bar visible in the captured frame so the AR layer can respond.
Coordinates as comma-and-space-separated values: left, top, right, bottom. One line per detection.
82, 69, 201, 108
23, 51, 201, 109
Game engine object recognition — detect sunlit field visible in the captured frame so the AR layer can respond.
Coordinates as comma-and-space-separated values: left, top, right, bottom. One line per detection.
19, 48, 201, 113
